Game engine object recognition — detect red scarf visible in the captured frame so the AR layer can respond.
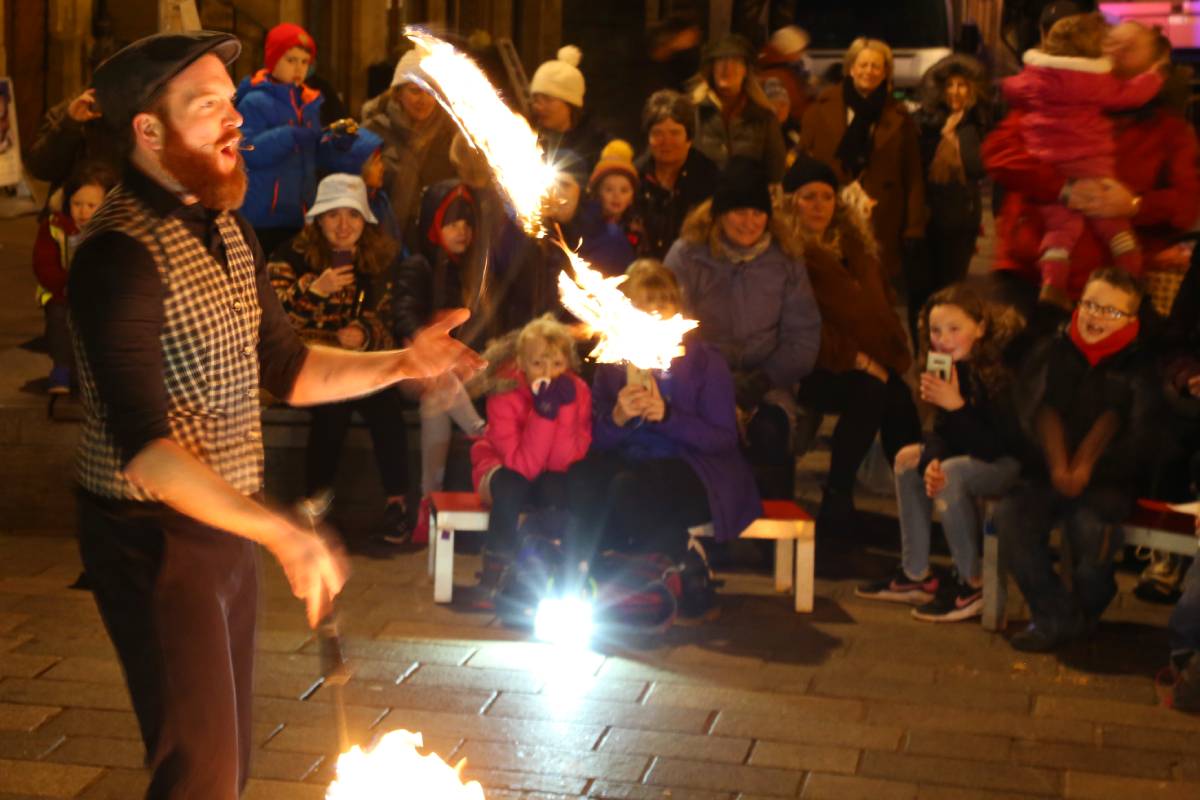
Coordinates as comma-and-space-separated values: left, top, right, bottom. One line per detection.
1068, 308, 1139, 366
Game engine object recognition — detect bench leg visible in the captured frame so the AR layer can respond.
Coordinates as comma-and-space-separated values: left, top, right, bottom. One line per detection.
793, 537, 814, 613
427, 506, 438, 577
774, 538, 795, 593
982, 531, 1006, 632
433, 524, 456, 604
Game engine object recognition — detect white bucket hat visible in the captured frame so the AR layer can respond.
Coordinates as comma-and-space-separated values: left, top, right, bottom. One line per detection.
306, 173, 378, 224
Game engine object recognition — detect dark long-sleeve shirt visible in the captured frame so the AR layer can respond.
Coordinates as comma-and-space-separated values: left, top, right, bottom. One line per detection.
69, 165, 308, 465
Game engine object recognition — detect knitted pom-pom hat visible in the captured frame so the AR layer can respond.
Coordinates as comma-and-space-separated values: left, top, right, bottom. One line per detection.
530, 45, 585, 107
588, 139, 639, 193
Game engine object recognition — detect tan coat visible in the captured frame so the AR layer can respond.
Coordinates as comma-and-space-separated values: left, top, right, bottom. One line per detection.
798, 83, 926, 277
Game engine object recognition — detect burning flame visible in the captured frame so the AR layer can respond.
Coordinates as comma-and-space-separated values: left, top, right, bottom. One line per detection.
403, 28, 558, 235
556, 246, 698, 370
326, 729, 484, 800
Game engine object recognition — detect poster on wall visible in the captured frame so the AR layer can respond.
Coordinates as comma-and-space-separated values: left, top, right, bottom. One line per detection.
0, 78, 23, 186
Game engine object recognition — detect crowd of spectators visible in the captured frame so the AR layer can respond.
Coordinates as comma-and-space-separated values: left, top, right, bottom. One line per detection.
26, 7, 1200, 709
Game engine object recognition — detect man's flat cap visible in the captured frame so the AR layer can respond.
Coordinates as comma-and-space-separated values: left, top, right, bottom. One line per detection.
93, 31, 241, 133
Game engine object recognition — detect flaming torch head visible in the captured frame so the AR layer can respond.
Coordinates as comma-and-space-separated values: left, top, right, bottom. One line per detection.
326, 730, 485, 800
401, 29, 558, 236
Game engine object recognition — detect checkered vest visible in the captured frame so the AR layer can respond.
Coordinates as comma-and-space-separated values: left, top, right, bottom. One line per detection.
73, 185, 266, 500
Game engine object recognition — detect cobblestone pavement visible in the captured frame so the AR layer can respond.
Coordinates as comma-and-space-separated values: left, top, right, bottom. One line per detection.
2, 209, 1200, 799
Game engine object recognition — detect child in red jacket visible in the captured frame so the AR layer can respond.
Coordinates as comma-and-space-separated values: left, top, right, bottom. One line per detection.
32, 161, 117, 393
469, 315, 592, 591
1002, 13, 1163, 305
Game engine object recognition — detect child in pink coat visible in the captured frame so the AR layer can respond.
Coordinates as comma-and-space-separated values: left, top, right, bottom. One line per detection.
1002, 13, 1163, 301
470, 315, 592, 591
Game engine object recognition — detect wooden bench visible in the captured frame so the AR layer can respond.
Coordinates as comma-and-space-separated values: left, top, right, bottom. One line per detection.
981, 500, 1198, 632
426, 491, 815, 610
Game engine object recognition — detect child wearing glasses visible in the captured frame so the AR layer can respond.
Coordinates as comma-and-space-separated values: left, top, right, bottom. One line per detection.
993, 268, 1166, 652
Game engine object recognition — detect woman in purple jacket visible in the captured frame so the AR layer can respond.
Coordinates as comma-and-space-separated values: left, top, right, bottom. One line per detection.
566, 260, 763, 619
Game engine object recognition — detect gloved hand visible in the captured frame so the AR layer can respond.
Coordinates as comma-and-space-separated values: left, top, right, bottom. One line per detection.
292, 125, 321, 149
533, 374, 576, 420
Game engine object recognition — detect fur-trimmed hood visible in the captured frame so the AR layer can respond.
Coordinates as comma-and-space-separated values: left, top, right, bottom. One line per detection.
678, 198, 805, 262
918, 53, 992, 116
1021, 49, 1113, 74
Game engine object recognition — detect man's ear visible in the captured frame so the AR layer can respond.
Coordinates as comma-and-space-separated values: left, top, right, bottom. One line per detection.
131, 112, 166, 152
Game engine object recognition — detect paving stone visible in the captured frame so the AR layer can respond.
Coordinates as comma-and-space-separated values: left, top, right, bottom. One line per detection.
253, 697, 387, 730
586, 781, 730, 800
255, 630, 313, 654
301, 638, 477, 666
0, 615, 28, 635
1034, 695, 1200, 734
598, 727, 752, 764
45, 737, 144, 769
811, 672, 1032, 714
1011, 739, 1179, 780
711, 709, 903, 751
340, 658, 418, 684
748, 740, 860, 774
0, 731, 64, 760
646, 683, 865, 721
243, 778, 326, 800
1063, 771, 1200, 799
310, 681, 494, 715
0, 653, 57, 679
34, 708, 139, 740
1100, 724, 1200, 755
916, 787, 1047, 800
859, 751, 1060, 796
254, 670, 323, 700
456, 741, 649, 782
800, 772, 917, 800
344, 708, 604, 752
11, 632, 117, 660
644, 756, 802, 797
574, 679, 649, 704
0, 678, 130, 711
471, 767, 589, 796
937, 664, 1158, 706
37, 657, 122, 684
0, 636, 32, 654
404, 663, 545, 694
867, 700, 1095, 744
247, 749, 324, 782
0, 702, 58, 732
904, 729, 1012, 764
74, 767, 150, 800
487, 692, 711, 735
466, 643, 606, 674
0, 758, 102, 797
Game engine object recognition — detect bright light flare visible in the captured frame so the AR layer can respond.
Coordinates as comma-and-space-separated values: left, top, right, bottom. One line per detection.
556, 247, 699, 370
403, 28, 558, 235
534, 596, 594, 649
326, 729, 484, 800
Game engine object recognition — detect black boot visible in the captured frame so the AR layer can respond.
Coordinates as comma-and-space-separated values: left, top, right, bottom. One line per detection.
816, 486, 856, 541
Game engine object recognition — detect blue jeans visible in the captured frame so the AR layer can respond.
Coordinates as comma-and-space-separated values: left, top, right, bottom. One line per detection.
897, 454, 1020, 581
995, 482, 1131, 633
1170, 558, 1200, 662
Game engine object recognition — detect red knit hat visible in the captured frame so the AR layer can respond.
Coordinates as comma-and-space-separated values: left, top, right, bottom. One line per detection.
264, 23, 316, 73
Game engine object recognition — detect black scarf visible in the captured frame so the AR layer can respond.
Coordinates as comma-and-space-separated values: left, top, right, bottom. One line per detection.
835, 76, 888, 179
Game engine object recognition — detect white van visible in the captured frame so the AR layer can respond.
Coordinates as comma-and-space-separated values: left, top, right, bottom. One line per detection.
793, 0, 956, 90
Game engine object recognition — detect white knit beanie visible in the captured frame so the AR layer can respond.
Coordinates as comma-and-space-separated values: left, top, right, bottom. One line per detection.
391, 48, 425, 88
529, 45, 585, 107
769, 26, 810, 57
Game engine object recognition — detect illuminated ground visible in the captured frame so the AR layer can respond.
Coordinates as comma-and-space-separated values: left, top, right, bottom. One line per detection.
2, 210, 1199, 798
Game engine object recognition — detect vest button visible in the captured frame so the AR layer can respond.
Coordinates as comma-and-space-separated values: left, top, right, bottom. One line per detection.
242, 345, 253, 356
247, 389, 256, 399
232, 300, 244, 312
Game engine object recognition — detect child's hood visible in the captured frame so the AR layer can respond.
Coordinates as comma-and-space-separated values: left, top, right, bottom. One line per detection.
236, 70, 322, 110
1022, 49, 1113, 74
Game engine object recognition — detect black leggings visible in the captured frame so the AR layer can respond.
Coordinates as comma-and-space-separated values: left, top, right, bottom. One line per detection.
304, 387, 409, 497
485, 468, 569, 558
566, 450, 711, 562
797, 369, 922, 494
906, 226, 978, 342
745, 403, 795, 499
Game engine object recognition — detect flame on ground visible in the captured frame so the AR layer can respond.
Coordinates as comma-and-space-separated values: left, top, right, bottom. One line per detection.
556, 246, 698, 371
326, 729, 485, 800
403, 28, 558, 236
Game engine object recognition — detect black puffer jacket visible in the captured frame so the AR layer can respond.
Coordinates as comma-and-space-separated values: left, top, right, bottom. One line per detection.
1014, 326, 1166, 489
913, 54, 992, 233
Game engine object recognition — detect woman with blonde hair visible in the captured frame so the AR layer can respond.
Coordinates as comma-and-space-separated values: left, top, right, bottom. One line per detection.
690, 34, 787, 183
797, 37, 925, 290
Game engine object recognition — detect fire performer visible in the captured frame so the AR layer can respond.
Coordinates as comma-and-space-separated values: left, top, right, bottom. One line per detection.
70, 32, 483, 798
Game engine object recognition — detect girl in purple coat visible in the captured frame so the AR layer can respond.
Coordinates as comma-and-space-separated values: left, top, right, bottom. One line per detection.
566, 260, 763, 619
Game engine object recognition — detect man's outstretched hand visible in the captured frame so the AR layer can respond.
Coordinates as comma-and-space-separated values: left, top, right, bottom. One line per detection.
399, 308, 486, 382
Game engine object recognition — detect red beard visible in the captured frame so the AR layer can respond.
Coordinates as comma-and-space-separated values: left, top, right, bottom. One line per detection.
160, 124, 248, 211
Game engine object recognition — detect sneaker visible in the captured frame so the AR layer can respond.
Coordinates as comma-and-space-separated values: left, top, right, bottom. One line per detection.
1009, 614, 1085, 653
48, 366, 71, 395
377, 501, 413, 546
676, 543, 721, 623
912, 577, 983, 623
1135, 551, 1183, 604
855, 567, 939, 605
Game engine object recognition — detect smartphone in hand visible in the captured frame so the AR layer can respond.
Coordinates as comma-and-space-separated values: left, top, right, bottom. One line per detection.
926, 352, 953, 382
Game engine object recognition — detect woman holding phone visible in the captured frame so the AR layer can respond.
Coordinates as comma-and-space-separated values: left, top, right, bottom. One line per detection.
269, 174, 413, 546
781, 156, 920, 540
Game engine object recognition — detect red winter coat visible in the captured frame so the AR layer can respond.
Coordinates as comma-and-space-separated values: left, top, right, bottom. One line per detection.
985, 106, 1200, 298
470, 365, 592, 494
32, 211, 78, 306
1002, 51, 1162, 174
